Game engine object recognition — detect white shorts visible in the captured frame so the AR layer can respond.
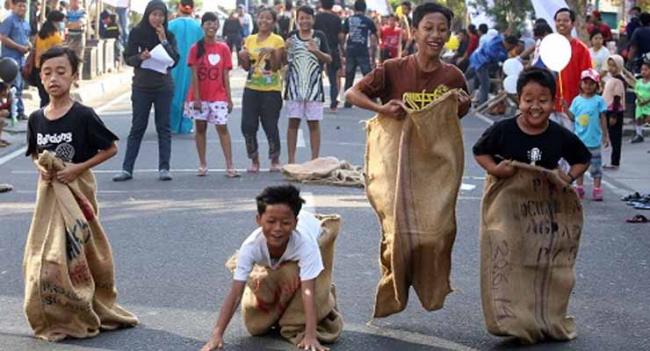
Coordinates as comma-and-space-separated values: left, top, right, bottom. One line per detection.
286, 101, 323, 121
184, 101, 229, 125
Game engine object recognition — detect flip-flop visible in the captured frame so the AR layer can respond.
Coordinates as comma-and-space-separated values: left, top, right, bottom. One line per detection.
634, 203, 650, 210
622, 192, 643, 201
269, 164, 282, 173
246, 165, 260, 173
626, 214, 649, 223
197, 167, 208, 177
225, 169, 240, 178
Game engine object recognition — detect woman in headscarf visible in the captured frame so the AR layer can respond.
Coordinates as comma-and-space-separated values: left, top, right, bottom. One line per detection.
113, 0, 180, 182
168, 0, 203, 134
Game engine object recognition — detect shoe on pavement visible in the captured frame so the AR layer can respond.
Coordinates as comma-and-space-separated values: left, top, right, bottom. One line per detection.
0, 183, 13, 193
112, 171, 132, 182
574, 185, 585, 200
593, 187, 603, 201
630, 135, 644, 144
159, 169, 172, 181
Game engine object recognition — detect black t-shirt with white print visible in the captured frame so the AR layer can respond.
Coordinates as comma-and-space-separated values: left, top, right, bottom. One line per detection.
285, 30, 330, 102
472, 117, 591, 170
26, 102, 118, 163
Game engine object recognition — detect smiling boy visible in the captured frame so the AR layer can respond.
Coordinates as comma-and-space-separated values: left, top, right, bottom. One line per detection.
202, 185, 328, 351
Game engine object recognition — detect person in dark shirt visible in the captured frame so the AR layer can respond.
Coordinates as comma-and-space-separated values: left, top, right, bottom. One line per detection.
473, 67, 590, 183
114, 0, 179, 182
223, 11, 243, 55
628, 12, 650, 73
314, 0, 343, 111
26, 46, 118, 182
342, 0, 377, 108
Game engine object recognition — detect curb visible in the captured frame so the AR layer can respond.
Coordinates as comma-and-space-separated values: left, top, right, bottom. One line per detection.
71, 71, 132, 104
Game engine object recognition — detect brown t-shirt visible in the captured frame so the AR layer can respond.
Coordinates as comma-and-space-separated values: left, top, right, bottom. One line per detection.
355, 55, 470, 117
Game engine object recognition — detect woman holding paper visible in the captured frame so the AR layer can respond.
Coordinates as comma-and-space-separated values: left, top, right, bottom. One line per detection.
114, 0, 180, 182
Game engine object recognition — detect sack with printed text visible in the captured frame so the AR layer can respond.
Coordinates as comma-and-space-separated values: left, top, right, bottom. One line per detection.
23, 151, 138, 341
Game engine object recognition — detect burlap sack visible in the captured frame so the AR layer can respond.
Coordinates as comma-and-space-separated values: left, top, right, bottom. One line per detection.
365, 90, 464, 318
23, 151, 138, 341
480, 161, 583, 344
282, 157, 364, 188
227, 214, 343, 344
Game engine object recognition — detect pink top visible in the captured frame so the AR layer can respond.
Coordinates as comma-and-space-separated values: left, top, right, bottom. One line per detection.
602, 77, 626, 111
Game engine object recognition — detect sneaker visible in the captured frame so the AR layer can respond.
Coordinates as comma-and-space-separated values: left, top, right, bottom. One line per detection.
593, 187, 604, 201
631, 134, 644, 143
574, 185, 585, 200
0, 183, 13, 193
159, 169, 172, 181
112, 171, 132, 182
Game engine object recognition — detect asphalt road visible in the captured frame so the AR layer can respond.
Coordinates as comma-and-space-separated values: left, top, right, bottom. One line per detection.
1, 73, 649, 351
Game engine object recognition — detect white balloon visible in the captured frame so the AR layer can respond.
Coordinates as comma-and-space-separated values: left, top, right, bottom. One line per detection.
539, 33, 572, 72
503, 75, 518, 94
502, 58, 523, 76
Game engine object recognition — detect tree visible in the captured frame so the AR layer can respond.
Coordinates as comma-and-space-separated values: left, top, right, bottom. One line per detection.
469, 0, 533, 31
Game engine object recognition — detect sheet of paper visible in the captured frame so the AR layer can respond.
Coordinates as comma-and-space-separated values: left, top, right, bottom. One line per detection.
140, 44, 174, 74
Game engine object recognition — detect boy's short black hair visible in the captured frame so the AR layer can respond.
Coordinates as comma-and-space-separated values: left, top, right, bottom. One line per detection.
478, 23, 488, 34
589, 29, 602, 40
504, 34, 520, 46
353, 0, 366, 13
296, 5, 314, 17
320, 0, 334, 10
412, 2, 453, 28
12, 0, 27, 4
516, 67, 557, 98
401, 1, 412, 9
256, 185, 305, 218
554, 7, 576, 22
533, 22, 553, 37
39, 46, 80, 75
640, 12, 650, 26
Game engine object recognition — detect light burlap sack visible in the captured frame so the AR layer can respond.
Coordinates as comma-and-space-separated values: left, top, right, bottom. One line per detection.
227, 214, 342, 344
480, 161, 583, 344
23, 151, 138, 341
282, 157, 364, 188
365, 90, 464, 318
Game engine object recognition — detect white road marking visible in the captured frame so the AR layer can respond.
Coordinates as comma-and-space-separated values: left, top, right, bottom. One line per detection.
301, 191, 316, 212
0, 147, 27, 166
460, 183, 477, 191
297, 128, 306, 148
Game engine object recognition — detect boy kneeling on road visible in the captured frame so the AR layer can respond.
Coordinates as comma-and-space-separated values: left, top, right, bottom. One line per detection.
202, 185, 335, 351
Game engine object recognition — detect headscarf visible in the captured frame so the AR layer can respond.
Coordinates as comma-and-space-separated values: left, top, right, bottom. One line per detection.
132, 0, 173, 51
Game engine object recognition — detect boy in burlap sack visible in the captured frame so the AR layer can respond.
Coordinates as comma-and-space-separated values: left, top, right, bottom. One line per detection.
345, 3, 470, 318
473, 68, 591, 343
23, 47, 138, 341
202, 185, 341, 351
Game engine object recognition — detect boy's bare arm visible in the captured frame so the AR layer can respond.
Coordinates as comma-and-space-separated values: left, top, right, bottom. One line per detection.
202, 280, 246, 351
344, 86, 407, 120
56, 143, 117, 183
297, 279, 329, 351
475, 154, 515, 178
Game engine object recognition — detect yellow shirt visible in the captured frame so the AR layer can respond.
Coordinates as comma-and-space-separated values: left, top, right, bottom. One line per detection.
444, 34, 459, 51
244, 33, 285, 92
35, 33, 64, 68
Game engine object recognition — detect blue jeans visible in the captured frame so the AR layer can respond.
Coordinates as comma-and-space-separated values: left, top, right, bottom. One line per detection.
476, 65, 490, 105
12, 66, 24, 116
116, 7, 129, 46
344, 54, 372, 106
121, 89, 173, 173
326, 54, 341, 108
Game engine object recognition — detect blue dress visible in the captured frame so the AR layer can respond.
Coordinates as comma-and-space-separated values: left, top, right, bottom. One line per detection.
168, 17, 204, 134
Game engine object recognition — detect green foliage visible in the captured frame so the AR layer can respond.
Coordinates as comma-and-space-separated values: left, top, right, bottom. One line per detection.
469, 0, 533, 30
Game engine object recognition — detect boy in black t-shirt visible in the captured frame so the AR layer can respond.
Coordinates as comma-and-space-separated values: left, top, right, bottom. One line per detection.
26, 46, 118, 183
473, 68, 591, 183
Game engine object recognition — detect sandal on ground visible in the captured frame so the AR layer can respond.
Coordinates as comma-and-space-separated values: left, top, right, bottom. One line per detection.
269, 164, 282, 173
626, 214, 649, 223
0, 139, 10, 147
603, 164, 619, 170
197, 167, 208, 177
225, 169, 240, 178
246, 164, 260, 173
634, 202, 650, 210
622, 192, 643, 201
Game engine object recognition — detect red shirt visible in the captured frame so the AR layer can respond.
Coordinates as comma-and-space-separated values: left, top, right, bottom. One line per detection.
380, 25, 401, 57
467, 33, 479, 56
187, 41, 233, 102
556, 38, 592, 112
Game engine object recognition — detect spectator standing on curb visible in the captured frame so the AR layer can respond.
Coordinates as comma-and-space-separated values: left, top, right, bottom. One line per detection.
285, 5, 331, 164
276, 0, 294, 40
223, 11, 243, 57
168, 0, 203, 135
238, 5, 253, 39
116, 0, 130, 46
113, 0, 180, 182
0, 0, 31, 120
467, 33, 520, 105
628, 12, 650, 73
33, 10, 65, 107
314, 0, 343, 112
65, 0, 86, 70
342, 0, 376, 108
554, 7, 592, 129
239, 7, 285, 173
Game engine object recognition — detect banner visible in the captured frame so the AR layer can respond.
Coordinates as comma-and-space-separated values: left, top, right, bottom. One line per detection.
366, 0, 390, 16
530, 0, 570, 31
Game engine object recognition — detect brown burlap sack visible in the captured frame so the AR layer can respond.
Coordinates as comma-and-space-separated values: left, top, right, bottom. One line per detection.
480, 161, 583, 344
227, 214, 343, 344
365, 90, 464, 318
23, 151, 138, 341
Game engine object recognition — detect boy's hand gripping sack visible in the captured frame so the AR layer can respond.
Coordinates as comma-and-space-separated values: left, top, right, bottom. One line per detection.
23, 151, 138, 341
365, 90, 465, 318
227, 214, 343, 344
480, 161, 583, 343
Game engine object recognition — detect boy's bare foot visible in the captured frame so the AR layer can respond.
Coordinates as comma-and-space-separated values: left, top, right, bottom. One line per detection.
226, 168, 240, 178
269, 162, 282, 172
197, 166, 208, 177
247, 163, 260, 173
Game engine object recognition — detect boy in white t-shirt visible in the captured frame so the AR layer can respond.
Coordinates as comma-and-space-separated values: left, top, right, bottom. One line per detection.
202, 185, 328, 351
